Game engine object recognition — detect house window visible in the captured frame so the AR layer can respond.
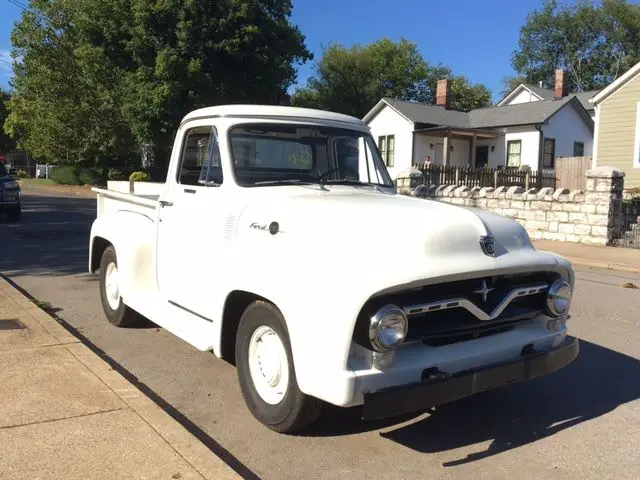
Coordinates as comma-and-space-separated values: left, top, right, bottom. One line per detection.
573, 141, 584, 156
378, 135, 395, 167
543, 138, 556, 168
506, 140, 521, 167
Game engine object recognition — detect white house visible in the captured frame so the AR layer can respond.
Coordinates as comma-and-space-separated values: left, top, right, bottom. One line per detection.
364, 70, 595, 180
497, 73, 600, 121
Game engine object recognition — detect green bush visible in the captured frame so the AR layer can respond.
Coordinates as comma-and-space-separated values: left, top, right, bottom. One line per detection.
129, 171, 149, 182
16, 169, 29, 178
49, 165, 102, 185
108, 168, 125, 181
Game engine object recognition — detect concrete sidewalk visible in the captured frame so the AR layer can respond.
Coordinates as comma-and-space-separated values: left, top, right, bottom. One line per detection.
534, 240, 640, 274
0, 276, 240, 480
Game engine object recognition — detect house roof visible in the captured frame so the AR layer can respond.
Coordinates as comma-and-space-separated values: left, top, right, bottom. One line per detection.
497, 83, 599, 112
365, 96, 593, 132
377, 98, 469, 128
468, 96, 577, 128
524, 84, 555, 100
591, 60, 640, 105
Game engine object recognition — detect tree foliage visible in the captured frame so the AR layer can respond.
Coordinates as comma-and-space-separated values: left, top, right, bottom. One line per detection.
510, 0, 640, 92
291, 38, 491, 118
5, 0, 311, 168
0, 89, 16, 153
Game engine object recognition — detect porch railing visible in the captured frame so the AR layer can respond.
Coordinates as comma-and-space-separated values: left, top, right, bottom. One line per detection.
407, 164, 557, 190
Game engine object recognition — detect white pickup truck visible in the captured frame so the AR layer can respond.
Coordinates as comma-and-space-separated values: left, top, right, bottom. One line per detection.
89, 104, 579, 433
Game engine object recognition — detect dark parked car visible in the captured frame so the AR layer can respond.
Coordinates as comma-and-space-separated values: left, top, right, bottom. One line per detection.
0, 163, 21, 222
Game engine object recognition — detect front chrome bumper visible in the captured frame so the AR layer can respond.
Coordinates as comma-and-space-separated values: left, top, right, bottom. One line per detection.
361, 335, 579, 420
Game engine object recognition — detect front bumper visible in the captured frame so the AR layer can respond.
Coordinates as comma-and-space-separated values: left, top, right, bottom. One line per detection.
0, 193, 20, 211
362, 335, 579, 420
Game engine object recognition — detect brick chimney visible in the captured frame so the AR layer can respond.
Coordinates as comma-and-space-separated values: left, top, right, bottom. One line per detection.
436, 79, 450, 108
555, 69, 568, 99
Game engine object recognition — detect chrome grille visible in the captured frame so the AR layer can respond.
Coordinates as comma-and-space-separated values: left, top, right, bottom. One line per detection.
354, 272, 558, 348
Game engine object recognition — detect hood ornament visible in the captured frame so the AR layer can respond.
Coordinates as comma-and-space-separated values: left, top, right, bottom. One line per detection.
479, 235, 496, 257
473, 279, 495, 303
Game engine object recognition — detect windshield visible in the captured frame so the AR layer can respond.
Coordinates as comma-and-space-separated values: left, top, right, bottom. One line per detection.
229, 123, 393, 188
0, 164, 8, 177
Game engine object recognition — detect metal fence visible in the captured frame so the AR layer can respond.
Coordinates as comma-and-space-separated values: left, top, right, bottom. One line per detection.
412, 164, 557, 190
610, 198, 640, 249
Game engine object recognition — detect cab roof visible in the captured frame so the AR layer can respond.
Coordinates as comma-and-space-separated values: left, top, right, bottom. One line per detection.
181, 104, 367, 128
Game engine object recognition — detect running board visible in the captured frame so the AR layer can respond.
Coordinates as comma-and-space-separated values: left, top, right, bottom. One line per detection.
125, 295, 215, 351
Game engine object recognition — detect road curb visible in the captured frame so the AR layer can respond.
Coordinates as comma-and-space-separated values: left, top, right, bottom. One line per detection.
563, 256, 640, 274
0, 275, 246, 480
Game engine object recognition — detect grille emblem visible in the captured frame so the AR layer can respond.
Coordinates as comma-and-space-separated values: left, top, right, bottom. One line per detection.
473, 279, 495, 303
479, 235, 496, 256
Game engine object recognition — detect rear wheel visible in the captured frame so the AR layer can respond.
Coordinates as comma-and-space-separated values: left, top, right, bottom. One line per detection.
98, 245, 140, 327
235, 300, 322, 433
6, 206, 20, 222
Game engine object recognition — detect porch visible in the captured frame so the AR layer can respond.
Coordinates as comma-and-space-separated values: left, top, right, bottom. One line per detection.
413, 126, 498, 168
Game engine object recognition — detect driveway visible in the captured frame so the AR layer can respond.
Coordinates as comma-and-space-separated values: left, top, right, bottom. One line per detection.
2, 188, 640, 480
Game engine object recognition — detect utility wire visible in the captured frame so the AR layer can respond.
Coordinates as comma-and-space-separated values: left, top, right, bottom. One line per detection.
7, 0, 31, 11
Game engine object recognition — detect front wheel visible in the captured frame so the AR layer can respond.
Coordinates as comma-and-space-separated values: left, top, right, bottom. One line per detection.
98, 245, 140, 327
235, 300, 322, 433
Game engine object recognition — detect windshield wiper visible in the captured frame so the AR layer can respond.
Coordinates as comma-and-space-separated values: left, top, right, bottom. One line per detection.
322, 179, 392, 192
322, 179, 369, 186
253, 179, 319, 186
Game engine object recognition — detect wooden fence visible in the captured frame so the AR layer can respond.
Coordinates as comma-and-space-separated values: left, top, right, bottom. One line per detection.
409, 164, 557, 190
555, 156, 592, 191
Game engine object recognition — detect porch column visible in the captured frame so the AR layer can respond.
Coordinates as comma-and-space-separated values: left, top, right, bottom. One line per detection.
443, 135, 450, 166
469, 134, 477, 167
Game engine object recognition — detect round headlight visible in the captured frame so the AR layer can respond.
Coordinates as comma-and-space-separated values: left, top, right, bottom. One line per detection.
546, 280, 572, 317
369, 305, 408, 352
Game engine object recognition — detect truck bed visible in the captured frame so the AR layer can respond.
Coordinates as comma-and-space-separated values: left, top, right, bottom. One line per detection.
92, 181, 165, 218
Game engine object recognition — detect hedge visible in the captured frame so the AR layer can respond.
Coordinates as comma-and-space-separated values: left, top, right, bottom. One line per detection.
49, 166, 104, 185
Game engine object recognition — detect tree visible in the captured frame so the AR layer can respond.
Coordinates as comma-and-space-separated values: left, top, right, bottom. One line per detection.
511, 0, 640, 92
448, 76, 492, 112
291, 38, 491, 118
6, 0, 311, 170
0, 89, 16, 153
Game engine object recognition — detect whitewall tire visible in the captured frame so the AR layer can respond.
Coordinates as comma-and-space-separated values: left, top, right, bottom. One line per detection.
235, 300, 322, 433
98, 246, 140, 327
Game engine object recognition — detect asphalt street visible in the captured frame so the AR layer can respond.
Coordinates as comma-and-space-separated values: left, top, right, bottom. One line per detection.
2, 188, 640, 480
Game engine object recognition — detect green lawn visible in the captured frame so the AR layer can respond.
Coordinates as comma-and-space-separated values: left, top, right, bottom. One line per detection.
19, 178, 56, 186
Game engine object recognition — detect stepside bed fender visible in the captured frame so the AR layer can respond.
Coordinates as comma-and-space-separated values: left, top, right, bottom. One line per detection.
89, 210, 157, 300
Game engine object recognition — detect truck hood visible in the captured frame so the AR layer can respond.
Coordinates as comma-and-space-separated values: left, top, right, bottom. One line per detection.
235, 186, 561, 291
240, 187, 532, 255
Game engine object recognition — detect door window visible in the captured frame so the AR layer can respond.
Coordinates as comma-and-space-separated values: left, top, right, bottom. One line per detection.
177, 126, 223, 186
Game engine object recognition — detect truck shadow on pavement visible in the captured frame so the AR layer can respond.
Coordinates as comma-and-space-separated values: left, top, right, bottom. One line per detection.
0, 193, 95, 276
373, 339, 640, 465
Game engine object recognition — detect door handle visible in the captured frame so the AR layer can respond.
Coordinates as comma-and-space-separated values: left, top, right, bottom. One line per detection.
159, 200, 174, 207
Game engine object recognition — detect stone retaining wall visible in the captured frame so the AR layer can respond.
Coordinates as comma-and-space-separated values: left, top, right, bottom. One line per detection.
397, 166, 625, 246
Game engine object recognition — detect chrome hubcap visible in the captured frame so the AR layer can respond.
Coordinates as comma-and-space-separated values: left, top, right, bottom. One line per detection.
248, 325, 289, 405
104, 262, 120, 310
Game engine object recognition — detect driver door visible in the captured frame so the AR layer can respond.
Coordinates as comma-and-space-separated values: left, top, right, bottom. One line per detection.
156, 124, 224, 316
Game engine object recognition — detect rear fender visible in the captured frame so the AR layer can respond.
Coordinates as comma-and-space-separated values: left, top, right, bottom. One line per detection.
89, 211, 157, 300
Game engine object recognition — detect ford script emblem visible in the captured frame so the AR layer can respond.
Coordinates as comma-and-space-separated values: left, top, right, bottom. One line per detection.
479, 235, 496, 257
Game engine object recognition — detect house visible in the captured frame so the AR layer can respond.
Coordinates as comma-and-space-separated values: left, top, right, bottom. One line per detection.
364, 70, 595, 180
590, 60, 640, 188
497, 78, 600, 121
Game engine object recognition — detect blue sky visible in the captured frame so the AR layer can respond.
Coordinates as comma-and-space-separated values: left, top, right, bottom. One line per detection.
0, 0, 582, 102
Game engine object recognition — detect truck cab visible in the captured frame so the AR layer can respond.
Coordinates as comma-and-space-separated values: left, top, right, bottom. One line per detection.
89, 105, 578, 433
